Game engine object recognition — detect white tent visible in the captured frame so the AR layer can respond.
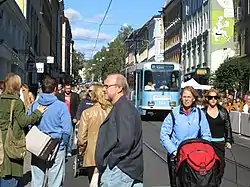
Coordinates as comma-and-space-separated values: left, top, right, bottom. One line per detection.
181, 78, 212, 90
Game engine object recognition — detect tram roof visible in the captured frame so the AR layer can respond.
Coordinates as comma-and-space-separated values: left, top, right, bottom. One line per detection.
122, 61, 180, 73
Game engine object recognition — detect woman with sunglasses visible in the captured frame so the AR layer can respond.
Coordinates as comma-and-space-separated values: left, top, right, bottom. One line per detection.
202, 88, 233, 185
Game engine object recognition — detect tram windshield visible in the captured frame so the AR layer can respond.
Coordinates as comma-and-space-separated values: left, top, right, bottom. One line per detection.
144, 70, 180, 91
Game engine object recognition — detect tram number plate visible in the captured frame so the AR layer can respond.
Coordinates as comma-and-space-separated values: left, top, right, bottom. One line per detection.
158, 101, 168, 105
153, 95, 171, 101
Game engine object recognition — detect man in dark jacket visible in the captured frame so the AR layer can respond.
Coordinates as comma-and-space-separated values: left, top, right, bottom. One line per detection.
95, 74, 143, 186
57, 83, 80, 157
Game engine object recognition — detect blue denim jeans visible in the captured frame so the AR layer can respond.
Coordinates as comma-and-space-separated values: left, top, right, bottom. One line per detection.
31, 149, 66, 187
0, 177, 18, 187
67, 124, 75, 154
100, 165, 143, 187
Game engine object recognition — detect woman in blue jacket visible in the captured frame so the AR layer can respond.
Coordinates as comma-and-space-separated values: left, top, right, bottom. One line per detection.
160, 86, 212, 187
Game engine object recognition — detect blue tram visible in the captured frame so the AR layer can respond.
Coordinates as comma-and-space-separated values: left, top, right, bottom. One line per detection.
121, 61, 181, 116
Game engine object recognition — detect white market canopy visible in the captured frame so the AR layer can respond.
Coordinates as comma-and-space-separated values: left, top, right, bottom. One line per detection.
181, 78, 212, 90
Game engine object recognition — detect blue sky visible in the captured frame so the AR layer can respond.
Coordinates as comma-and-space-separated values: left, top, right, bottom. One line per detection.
64, 0, 166, 59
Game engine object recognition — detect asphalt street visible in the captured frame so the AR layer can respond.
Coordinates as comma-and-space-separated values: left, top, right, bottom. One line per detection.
143, 119, 250, 187
24, 118, 250, 187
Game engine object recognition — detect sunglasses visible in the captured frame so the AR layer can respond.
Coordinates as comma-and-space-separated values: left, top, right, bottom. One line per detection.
207, 96, 219, 100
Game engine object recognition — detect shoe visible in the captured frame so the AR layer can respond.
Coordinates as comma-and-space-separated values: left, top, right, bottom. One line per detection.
67, 152, 72, 157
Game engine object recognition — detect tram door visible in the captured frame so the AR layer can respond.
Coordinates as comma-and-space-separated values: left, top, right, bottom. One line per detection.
136, 70, 143, 111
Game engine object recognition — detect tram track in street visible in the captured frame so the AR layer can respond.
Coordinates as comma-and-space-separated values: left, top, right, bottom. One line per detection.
146, 120, 250, 170
144, 120, 250, 186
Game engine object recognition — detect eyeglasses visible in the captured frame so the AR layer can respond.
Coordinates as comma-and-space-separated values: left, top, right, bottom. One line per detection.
103, 84, 118, 89
207, 96, 219, 100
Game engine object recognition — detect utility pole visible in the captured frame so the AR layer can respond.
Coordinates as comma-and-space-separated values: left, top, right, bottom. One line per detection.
0, 0, 8, 6
125, 39, 150, 64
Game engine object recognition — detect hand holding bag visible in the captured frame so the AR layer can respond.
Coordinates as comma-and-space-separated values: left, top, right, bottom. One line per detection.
4, 100, 26, 160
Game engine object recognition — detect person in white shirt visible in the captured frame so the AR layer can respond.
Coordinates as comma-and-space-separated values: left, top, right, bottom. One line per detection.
145, 82, 155, 91
243, 96, 250, 113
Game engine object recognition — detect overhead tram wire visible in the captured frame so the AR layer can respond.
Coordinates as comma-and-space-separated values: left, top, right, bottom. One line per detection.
91, 0, 113, 58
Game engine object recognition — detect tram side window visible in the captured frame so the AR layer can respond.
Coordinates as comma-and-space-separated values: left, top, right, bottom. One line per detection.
144, 70, 155, 91
127, 72, 135, 91
170, 71, 180, 91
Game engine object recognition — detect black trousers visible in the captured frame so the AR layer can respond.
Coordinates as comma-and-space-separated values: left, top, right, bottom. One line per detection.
212, 141, 225, 185
167, 155, 177, 187
86, 166, 96, 183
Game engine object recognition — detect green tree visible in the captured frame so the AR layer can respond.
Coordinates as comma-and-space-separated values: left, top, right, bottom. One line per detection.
214, 56, 250, 93
72, 51, 85, 82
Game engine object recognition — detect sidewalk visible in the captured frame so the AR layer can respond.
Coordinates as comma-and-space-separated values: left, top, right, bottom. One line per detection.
233, 133, 250, 148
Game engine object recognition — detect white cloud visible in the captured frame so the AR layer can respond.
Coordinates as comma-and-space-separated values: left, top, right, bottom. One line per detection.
72, 28, 112, 42
64, 8, 82, 22
74, 43, 103, 59
85, 13, 111, 24
75, 43, 101, 51
90, 14, 106, 22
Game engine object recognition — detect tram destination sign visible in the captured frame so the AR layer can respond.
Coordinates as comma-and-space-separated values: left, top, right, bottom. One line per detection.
151, 64, 174, 70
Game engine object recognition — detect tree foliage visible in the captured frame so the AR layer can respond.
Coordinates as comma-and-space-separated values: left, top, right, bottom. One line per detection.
72, 51, 85, 82
214, 56, 250, 92
85, 26, 133, 82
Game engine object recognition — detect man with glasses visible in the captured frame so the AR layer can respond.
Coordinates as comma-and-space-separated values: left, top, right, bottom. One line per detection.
95, 74, 143, 187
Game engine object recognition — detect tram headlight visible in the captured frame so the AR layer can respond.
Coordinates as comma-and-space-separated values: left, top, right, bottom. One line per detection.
169, 101, 176, 108
148, 101, 155, 106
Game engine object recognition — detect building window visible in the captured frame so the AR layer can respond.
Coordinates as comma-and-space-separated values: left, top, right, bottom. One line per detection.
193, 48, 196, 68
248, 0, 250, 14
188, 49, 191, 71
199, 43, 202, 65
203, 41, 208, 66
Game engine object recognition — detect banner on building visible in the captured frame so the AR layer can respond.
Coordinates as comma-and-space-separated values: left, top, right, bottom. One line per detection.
47, 56, 54, 64
36, 63, 44, 73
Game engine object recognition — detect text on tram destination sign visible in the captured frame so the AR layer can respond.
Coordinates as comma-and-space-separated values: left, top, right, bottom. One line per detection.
151, 64, 174, 70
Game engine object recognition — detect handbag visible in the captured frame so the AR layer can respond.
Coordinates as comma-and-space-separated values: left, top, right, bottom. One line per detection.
26, 125, 60, 161
4, 100, 26, 160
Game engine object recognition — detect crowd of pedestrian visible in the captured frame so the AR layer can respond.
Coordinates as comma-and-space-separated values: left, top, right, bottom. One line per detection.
0, 73, 143, 187
0, 72, 246, 187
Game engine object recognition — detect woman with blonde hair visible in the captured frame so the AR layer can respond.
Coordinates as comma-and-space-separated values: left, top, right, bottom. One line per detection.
20, 84, 35, 112
202, 88, 233, 185
77, 83, 111, 184
0, 73, 46, 187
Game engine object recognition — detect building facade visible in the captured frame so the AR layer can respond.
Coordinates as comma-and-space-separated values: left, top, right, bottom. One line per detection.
147, 15, 164, 62
234, 0, 250, 56
181, 0, 235, 84
162, 0, 182, 63
125, 15, 164, 65
61, 16, 73, 77
0, 0, 29, 81
50, 0, 60, 78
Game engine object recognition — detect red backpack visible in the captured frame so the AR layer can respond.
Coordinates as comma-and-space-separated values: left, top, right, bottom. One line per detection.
176, 139, 221, 187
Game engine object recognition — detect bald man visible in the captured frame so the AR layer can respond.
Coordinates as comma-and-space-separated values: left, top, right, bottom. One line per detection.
95, 74, 143, 186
